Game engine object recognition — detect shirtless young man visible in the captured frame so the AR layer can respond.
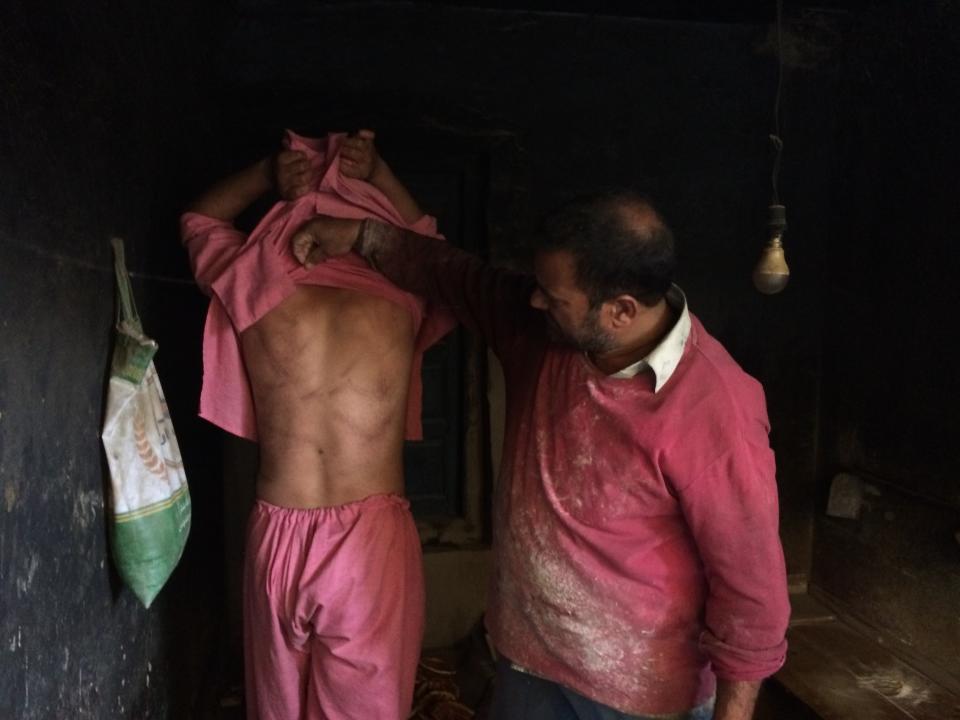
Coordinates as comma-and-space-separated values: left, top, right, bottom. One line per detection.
182, 131, 435, 720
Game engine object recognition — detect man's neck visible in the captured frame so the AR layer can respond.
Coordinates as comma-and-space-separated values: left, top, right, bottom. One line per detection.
590, 299, 676, 375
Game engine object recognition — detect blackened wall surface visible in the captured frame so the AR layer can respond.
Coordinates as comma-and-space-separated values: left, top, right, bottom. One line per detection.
0, 1, 232, 717
0, 1, 852, 715
211, 1, 837, 577
814, 2, 960, 685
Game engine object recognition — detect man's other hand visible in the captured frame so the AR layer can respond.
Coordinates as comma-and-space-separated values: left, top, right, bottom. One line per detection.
291, 216, 362, 268
340, 129, 381, 181
275, 150, 314, 200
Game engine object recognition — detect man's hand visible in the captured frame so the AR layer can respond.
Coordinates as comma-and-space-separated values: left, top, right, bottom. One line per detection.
274, 149, 315, 201
290, 215, 363, 268
714, 679, 761, 720
339, 129, 381, 181
340, 129, 425, 224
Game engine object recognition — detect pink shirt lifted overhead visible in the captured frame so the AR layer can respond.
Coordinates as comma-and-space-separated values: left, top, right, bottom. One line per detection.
181, 130, 456, 441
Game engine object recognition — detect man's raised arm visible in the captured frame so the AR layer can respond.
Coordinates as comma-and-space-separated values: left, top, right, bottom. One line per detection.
187, 151, 314, 222
182, 149, 316, 294
291, 216, 536, 357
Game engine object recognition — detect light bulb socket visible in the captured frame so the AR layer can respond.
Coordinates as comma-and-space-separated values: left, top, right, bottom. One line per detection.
767, 204, 787, 232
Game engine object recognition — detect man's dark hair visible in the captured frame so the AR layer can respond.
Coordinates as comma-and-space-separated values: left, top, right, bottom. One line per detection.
537, 190, 677, 308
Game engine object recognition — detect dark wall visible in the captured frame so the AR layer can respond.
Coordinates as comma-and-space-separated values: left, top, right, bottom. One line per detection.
813, 3, 960, 685
0, 2, 231, 717
0, 1, 864, 715
212, 1, 837, 577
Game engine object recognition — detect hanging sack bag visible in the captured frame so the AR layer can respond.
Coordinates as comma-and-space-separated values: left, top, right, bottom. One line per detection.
100, 237, 191, 607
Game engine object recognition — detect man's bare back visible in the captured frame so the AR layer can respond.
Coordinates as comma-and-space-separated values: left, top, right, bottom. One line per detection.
241, 285, 414, 508
183, 129, 438, 719
183, 129, 429, 510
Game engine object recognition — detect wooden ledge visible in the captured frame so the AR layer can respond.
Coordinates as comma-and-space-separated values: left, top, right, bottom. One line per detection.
772, 592, 960, 720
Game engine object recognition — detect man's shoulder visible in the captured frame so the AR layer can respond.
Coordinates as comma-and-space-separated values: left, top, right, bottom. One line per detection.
676, 313, 767, 423
658, 315, 771, 478
687, 314, 760, 383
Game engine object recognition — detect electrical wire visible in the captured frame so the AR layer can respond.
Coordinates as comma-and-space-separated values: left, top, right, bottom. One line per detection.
770, 0, 785, 205
0, 236, 196, 286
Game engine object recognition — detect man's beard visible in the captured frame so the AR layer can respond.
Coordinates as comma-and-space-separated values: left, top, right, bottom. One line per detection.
546, 306, 615, 355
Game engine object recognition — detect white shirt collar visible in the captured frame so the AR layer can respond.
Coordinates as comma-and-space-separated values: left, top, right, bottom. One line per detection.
608, 284, 691, 392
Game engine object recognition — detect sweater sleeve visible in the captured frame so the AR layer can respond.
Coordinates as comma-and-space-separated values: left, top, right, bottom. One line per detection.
365, 227, 538, 361
179, 212, 249, 295
675, 437, 790, 681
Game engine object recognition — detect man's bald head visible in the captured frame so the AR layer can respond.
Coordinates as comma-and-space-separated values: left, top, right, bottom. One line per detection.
537, 190, 677, 308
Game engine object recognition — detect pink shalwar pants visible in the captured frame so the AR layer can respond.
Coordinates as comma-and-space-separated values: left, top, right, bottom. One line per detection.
243, 494, 425, 720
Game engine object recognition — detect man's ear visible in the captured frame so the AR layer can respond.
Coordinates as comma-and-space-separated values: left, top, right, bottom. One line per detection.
604, 295, 641, 329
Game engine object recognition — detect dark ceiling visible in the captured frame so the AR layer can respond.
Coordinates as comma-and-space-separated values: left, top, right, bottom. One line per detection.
256, 0, 881, 24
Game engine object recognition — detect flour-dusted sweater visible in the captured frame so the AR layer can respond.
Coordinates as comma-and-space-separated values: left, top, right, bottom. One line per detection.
364, 230, 790, 715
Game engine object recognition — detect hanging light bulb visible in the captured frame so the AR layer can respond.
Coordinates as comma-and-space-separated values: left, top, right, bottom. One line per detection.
754, 204, 789, 294
755, 0, 790, 295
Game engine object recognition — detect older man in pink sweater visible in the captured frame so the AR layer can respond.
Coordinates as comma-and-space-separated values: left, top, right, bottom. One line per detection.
291, 191, 790, 720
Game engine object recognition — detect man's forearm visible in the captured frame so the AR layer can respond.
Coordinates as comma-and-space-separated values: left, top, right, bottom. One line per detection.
290, 214, 534, 356
352, 218, 532, 348
187, 156, 273, 222
355, 216, 400, 265
714, 679, 760, 720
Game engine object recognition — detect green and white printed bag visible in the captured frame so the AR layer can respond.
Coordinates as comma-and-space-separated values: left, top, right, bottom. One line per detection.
100, 237, 191, 607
